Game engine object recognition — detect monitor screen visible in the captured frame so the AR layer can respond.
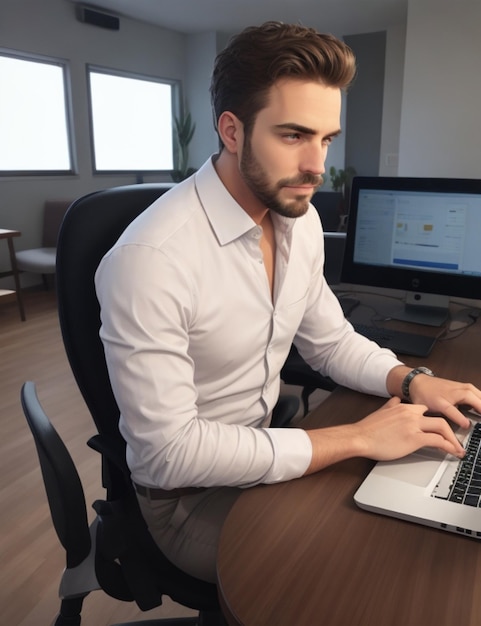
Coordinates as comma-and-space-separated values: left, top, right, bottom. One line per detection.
341, 176, 481, 326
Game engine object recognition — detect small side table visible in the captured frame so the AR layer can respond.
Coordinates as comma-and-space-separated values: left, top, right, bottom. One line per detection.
0, 229, 26, 321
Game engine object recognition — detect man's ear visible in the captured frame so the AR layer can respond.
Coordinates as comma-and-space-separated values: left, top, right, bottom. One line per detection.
217, 111, 244, 154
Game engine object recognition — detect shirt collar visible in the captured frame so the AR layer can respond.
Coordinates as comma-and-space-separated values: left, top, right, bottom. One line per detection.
194, 156, 295, 245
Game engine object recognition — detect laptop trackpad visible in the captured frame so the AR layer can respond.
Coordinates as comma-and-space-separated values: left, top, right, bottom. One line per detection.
373, 452, 444, 488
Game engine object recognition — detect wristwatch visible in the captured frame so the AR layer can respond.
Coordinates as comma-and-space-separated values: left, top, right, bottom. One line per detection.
401, 366, 435, 401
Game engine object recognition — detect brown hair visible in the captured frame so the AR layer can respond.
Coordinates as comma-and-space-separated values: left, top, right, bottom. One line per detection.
210, 21, 357, 146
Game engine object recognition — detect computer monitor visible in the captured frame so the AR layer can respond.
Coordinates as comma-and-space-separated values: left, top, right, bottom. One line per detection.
341, 176, 481, 326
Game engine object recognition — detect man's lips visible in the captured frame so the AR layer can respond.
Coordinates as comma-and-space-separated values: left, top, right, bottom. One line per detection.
283, 184, 317, 192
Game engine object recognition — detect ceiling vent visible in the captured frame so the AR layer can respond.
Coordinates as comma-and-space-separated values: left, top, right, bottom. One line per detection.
76, 5, 120, 30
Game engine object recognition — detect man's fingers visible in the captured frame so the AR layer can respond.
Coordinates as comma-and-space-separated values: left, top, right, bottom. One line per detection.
420, 416, 465, 457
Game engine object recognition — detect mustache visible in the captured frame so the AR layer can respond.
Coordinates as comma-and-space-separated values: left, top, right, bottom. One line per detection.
279, 174, 324, 187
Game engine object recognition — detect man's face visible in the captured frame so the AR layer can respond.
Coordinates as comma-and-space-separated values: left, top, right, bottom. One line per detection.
239, 79, 342, 218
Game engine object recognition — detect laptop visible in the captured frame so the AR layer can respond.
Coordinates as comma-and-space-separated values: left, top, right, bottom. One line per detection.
354, 409, 481, 538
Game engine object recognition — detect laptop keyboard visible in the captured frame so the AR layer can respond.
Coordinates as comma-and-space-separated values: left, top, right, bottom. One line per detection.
353, 323, 436, 358
433, 422, 481, 507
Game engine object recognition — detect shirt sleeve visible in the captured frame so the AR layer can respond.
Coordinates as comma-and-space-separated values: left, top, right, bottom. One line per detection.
95, 243, 312, 489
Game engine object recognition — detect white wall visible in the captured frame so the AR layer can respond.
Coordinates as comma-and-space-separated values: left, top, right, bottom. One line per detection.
379, 21, 406, 176
398, 0, 481, 177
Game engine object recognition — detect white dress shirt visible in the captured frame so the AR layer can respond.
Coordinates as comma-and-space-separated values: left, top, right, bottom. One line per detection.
95, 157, 403, 489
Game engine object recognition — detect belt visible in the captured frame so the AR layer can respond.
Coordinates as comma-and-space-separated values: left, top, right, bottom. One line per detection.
133, 482, 207, 500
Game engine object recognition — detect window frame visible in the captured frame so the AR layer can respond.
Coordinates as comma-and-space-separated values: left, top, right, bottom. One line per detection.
86, 64, 180, 176
0, 48, 76, 177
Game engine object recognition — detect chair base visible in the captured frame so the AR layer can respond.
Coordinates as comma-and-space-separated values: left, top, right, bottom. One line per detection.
112, 609, 227, 625
112, 617, 200, 626
52, 596, 86, 626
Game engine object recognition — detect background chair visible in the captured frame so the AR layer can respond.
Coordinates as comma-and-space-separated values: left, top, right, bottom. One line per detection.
323, 232, 346, 286
310, 191, 344, 232
280, 345, 337, 417
27, 182, 298, 625
280, 230, 347, 416
15, 199, 71, 290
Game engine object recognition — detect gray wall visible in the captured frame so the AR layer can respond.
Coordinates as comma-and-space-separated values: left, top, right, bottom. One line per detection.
185, 31, 219, 167
344, 31, 386, 177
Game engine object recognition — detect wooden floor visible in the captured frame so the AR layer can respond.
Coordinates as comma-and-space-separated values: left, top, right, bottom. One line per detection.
1, 288, 329, 625
0, 289, 197, 625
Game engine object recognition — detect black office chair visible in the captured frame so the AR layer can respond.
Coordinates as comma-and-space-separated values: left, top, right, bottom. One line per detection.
33, 183, 224, 625
24, 183, 299, 625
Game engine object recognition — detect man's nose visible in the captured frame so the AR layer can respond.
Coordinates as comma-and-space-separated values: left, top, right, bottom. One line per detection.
300, 143, 328, 175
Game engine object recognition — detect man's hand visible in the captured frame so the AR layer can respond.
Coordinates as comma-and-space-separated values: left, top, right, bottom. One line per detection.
350, 396, 466, 461
304, 396, 466, 476
387, 364, 481, 430
407, 375, 481, 427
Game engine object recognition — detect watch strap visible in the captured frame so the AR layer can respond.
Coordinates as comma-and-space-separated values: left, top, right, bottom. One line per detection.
401, 367, 434, 401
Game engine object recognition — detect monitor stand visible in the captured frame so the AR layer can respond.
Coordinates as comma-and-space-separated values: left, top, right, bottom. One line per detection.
390, 292, 449, 327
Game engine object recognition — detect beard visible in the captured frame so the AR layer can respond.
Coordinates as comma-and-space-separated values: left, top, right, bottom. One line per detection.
239, 137, 323, 218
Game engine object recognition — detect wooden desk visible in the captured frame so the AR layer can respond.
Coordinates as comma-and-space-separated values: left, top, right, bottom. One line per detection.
217, 317, 481, 626
0, 229, 25, 321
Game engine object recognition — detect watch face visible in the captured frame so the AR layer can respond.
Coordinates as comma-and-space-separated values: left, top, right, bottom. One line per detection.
417, 367, 434, 376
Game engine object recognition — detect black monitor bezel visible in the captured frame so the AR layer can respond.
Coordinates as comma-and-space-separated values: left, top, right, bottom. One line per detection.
341, 176, 481, 300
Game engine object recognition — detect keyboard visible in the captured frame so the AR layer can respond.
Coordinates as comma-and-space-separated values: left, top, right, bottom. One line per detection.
434, 422, 481, 507
353, 323, 437, 357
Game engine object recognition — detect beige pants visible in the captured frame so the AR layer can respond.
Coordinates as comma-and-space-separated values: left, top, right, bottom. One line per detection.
136, 486, 242, 583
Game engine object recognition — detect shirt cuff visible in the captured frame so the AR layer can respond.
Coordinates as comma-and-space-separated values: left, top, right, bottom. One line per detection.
261, 427, 312, 483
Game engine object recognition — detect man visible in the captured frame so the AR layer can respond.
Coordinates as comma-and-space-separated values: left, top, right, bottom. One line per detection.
95, 22, 481, 583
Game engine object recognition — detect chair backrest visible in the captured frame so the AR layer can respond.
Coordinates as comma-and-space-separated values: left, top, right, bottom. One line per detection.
52, 183, 221, 614
56, 184, 173, 494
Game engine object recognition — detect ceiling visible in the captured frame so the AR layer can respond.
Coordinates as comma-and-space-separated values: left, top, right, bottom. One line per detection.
68, 0, 407, 36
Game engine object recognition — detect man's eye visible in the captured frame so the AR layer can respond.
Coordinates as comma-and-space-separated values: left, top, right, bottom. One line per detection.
283, 133, 301, 141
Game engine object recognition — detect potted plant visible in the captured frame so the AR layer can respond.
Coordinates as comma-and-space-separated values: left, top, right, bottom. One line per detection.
329, 165, 356, 195
171, 110, 196, 182
328, 165, 356, 230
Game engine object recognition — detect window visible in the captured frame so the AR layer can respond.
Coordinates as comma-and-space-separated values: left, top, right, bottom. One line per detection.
88, 66, 177, 173
0, 50, 74, 174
